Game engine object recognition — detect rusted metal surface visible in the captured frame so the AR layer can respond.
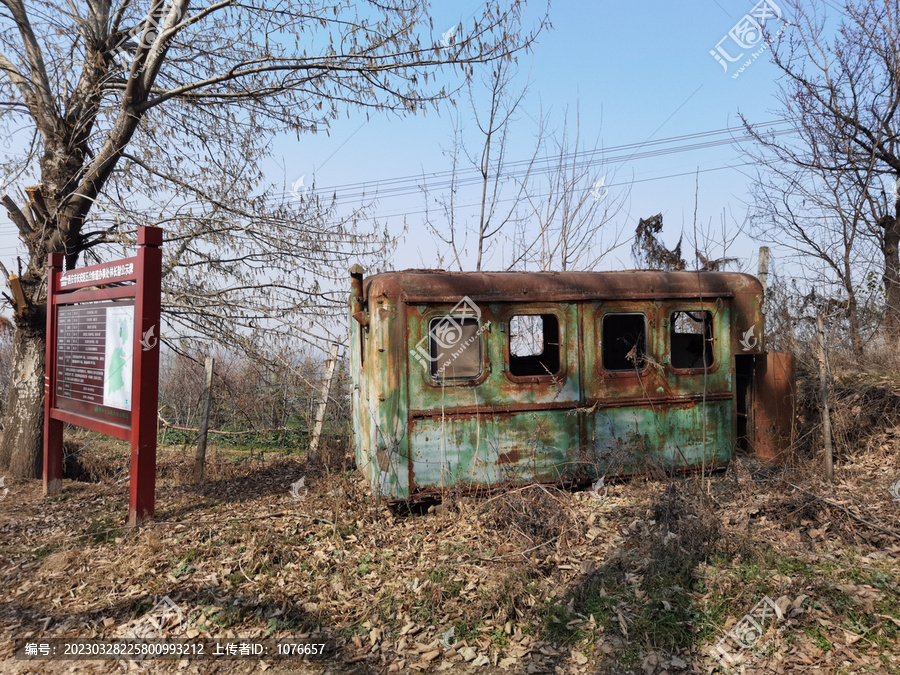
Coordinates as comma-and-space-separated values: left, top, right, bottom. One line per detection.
350, 268, 774, 501
752, 350, 796, 462
349, 264, 368, 327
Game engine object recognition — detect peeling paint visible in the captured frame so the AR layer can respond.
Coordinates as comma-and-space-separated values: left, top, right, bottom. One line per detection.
350, 270, 794, 501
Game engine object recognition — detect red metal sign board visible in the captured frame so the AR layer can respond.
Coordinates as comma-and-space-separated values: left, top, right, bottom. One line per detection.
43, 227, 163, 525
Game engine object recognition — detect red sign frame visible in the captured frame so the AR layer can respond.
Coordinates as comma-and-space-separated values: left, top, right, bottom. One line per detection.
43, 227, 163, 525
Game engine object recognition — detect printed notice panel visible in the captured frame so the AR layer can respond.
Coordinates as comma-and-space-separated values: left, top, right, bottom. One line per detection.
55, 301, 134, 426
103, 305, 134, 409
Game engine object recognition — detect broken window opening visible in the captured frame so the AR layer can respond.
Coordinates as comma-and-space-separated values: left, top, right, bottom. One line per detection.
670, 310, 714, 369
602, 313, 648, 372
509, 314, 560, 377
429, 316, 482, 382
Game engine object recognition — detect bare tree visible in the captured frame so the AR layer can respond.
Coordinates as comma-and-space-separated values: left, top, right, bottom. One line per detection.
747, 153, 879, 355
421, 127, 466, 270
687, 176, 744, 274
422, 59, 537, 270
634, 207, 741, 273
0, 0, 546, 476
742, 0, 900, 353
512, 110, 627, 271
469, 62, 535, 271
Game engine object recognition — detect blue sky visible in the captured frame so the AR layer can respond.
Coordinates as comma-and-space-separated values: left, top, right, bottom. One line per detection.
1, 0, 792, 274
268, 0, 790, 272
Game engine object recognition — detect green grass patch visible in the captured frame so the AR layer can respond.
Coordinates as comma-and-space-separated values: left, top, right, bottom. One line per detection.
172, 560, 194, 579
83, 516, 122, 545
451, 620, 482, 643
265, 616, 305, 636
773, 557, 815, 578
411, 600, 436, 626
805, 626, 832, 652
197, 606, 244, 631
31, 543, 59, 558
357, 553, 373, 576
490, 627, 510, 650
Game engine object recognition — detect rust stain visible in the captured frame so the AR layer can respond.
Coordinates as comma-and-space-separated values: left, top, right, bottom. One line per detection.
498, 449, 520, 464
350, 267, 783, 502
753, 350, 796, 462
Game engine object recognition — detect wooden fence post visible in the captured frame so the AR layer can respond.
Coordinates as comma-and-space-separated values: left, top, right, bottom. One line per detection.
816, 313, 833, 482
308, 343, 339, 461
757, 246, 770, 310
193, 357, 215, 482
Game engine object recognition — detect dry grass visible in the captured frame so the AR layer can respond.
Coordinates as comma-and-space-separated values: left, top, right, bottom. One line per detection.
1, 401, 899, 674
478, 484, 575, 565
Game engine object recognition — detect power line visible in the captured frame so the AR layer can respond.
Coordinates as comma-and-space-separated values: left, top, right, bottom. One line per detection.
0, 122, 791, 245
267, 120, 793, 208
373, 162, 754, 222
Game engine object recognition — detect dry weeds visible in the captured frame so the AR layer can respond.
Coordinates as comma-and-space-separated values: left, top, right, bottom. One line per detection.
0, 429, 898, 674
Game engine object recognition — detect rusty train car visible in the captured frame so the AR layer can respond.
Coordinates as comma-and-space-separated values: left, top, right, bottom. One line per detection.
349, 266, 794, 501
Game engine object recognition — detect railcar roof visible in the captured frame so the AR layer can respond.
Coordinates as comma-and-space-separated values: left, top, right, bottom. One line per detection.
362, 269, 763, 304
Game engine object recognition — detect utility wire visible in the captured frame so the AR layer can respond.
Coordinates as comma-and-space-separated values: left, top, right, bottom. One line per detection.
373, 162, 754, 222
266, 120, 793, 207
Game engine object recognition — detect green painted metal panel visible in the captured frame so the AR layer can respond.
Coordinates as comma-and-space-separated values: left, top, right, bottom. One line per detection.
408, 409, 583, 490
583, 400, 732, 475
350, 271, 768, 501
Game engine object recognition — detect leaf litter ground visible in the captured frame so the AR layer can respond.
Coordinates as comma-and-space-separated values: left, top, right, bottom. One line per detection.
0, 435, 899, 674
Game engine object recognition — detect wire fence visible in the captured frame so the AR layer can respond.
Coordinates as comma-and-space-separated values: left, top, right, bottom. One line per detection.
156, 349, 350, 454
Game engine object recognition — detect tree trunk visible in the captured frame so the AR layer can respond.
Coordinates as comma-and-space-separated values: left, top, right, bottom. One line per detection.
882, 211, 900, 336
816, 313, 833, 482
846, 287, 862, 358
0, 322, 46, 478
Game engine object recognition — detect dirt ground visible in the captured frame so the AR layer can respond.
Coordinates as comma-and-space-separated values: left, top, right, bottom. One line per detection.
0, 435, 899, 674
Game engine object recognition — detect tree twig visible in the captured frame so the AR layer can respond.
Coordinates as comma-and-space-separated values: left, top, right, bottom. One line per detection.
781, 480, 900, 541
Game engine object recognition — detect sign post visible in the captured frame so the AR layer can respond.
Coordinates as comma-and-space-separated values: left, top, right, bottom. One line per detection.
43, 227, 163, 525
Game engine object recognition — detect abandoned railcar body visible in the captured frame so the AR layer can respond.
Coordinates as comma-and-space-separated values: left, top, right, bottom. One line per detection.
349, 267, 793, 501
